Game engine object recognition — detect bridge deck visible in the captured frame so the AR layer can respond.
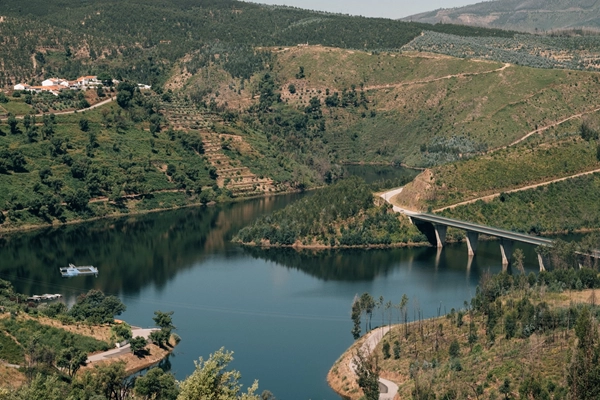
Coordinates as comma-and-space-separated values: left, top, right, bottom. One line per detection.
407, 212, 554, 247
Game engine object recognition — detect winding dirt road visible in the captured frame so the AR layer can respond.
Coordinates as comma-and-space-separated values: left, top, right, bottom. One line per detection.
363, 63, 510, 92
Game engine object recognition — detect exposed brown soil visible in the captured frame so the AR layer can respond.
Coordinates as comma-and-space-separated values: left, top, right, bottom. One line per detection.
392, 169, 435, 211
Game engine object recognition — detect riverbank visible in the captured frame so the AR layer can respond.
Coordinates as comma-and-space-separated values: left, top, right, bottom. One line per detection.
0, 188, 304, 236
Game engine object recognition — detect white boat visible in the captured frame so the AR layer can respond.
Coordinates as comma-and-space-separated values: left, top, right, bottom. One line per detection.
60, 264, 98, 277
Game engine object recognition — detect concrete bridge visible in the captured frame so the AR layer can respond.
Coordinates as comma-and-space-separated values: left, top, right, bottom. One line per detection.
405, 211, 553, 270
380, 188, 556, 270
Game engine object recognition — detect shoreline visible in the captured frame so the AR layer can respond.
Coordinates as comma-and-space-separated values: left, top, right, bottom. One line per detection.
236, 240, 430, 250
0, 188, 303, 236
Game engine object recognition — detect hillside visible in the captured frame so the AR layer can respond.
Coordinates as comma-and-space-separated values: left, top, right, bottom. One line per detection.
0, 0, 514, 89
329, 268, 600, 400
5, 44, 600, 231
172, 45, 600, 168
404, 0, 600, 33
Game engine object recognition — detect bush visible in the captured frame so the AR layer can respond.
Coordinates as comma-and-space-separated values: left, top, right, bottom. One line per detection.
449, 339, 460, 358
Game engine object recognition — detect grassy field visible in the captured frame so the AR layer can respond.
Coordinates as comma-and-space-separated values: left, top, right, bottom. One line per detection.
0, 100, 33, 116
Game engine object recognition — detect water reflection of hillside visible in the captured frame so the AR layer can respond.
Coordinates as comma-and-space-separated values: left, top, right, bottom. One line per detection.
0, 194, 303, 296
243, 246, 440, 281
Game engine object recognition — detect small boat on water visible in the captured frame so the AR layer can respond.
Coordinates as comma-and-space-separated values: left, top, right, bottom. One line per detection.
60, 263, 98, 277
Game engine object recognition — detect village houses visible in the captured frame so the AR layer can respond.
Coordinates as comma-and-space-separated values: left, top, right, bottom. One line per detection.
13, 75, 101, 96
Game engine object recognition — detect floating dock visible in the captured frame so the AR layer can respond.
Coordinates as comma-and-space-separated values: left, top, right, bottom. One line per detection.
60, 264, 98, 277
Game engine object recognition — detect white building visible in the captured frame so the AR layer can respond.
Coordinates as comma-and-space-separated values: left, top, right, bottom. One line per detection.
13, 83, 30, 91
77, 76, 99, 87
42, 78, 69, 87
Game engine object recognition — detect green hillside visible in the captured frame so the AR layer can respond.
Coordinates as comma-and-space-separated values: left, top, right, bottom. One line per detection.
0, 0, 515, 88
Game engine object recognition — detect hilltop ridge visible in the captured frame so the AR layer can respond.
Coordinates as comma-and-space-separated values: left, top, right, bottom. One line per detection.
404, 0, 600, 32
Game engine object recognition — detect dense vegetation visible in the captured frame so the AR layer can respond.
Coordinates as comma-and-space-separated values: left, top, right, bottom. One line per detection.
333, 234, 600, 399
0, 90, 232, 230
440, 172, 600, 235
0, 0, 517, 88
235, 177, 425, 247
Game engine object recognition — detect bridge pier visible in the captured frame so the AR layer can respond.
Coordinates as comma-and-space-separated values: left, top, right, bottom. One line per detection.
500, 239, 514, 269
434, 224, 447, 248
466, 231, 479, 256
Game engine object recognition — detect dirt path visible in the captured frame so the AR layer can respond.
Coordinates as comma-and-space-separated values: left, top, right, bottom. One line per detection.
0, 97, 114, 120
363, 63, 510, 92
433, 167, 600, 212
88, 189, 185, 204
487, 105, 600, 153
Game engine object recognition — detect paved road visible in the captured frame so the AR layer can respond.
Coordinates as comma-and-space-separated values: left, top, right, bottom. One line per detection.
380, 187, 553, 246
349, 326, 399, 400
379, 187, 413, 214
87, 327, 158, 363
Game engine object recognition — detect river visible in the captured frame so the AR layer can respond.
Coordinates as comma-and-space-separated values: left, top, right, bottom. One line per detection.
0, 167, 547, 399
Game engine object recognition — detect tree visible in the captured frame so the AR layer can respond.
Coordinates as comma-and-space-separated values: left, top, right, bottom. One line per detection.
499, 378, 511, 400
90, 361, 133, 400
580, 121, 599, 141
351, 297, 362, 339
360, 293, 375, 332
353, 348, 379, 400
399, 294, 409, 337
153, 310, 175, 332
111, 323, 132, 343
129, 336, 148, 357
7, 114, 18, 134
134, 367, 178, 400
449, 339, 460, 358
177, 347, 261, 400
149, 329, 170, 348
79, 118, 89, 132
568, 307, 600, 399
288, 84, 296, 94
65, 188, 90, 211
56, 347, 87, 377
117, 90, 132, 108
382, 341, 391, 359
68, 289, 126, 323
512, 248, 525, 275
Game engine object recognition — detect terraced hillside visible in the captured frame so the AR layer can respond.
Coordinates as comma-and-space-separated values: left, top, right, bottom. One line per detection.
159, 97, 281, 197
404, 0, 600, 33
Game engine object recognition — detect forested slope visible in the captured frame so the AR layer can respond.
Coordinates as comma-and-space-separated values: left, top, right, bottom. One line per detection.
0, 0, 515, 88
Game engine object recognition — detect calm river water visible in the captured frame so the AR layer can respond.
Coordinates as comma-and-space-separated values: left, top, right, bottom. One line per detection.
0, 168, 546, 399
